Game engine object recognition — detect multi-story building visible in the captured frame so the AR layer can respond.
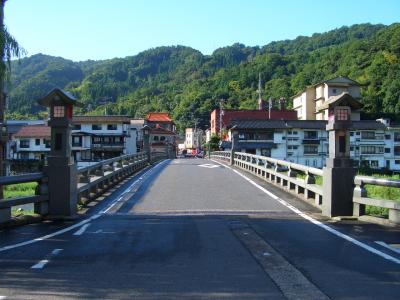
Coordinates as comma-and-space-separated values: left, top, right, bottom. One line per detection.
223, 119, 400, 170
210, 106, 297, 137
145, 112, 176, 155
71, 115, 132, 161
293, 76, 362, 121
10, 124, 51, 160
184, 128, 202, 150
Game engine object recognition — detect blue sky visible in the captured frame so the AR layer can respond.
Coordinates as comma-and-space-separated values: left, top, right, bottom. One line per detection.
5, 0, 400, 61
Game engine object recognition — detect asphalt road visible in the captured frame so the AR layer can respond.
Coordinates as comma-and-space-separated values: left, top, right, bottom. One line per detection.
0, 158, 399, 299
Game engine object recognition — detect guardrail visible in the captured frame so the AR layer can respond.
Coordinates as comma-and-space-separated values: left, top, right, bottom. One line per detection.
353, 176, 400, 224
211, 151, 323, 209
0, 151, 168, 225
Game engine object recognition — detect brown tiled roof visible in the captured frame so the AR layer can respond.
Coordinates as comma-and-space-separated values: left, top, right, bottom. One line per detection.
146, 112, 172, 122
72, 115, 130, 124
14, 125, 50, 138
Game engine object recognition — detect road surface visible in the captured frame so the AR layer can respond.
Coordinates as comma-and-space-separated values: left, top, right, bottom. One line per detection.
0, 158, 399, 299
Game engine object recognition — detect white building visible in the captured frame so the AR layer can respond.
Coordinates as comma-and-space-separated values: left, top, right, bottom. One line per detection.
184, 128, 202, 150
293, 76, 362, 121
71, 115, 132, 161
10, 125, 51, 160
223, 119, 400, 171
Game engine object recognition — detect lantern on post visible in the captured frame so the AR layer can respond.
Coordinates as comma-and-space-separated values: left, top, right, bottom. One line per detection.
37, 88, 83, 217
322, 93, 361, 217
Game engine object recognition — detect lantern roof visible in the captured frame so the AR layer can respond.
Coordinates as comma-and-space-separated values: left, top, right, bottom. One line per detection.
317, 92, 361, 112
38, 88, 83, 107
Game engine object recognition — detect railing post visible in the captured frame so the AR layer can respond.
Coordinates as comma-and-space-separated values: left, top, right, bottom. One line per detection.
230, 127, 238, 166
353, 177, 367, 217
34, 177, 49, 215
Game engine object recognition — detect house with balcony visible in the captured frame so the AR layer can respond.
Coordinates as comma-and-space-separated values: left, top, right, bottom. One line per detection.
71, 115, 132, 161
293, 76, 362, 121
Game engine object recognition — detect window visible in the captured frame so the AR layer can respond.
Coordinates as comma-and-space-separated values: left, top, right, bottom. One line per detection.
336, 108, 348, 121
93, 137, 101, 143
44, 139, 51, 148
304, 131, 317, 139
395, 132, 400, 142
160, 136, 166, 141
350, 132, 354, 136
305, 159, 309, 166
385, 134, 391, 140
361, 146, 376, 154
53, 106, 65, 117
20, 152, 29, 159
35, 139, 40, 146
107, 124, 117, 130
385, 148, 391, 154
395, 146, 400, 156
304, 145, 318, 155
153, 136, 159, 141
20, 140, 30, 148
361, 131, 375, 140
72, 136, 82, 147
313, 160, 317, 167
370, 161, 379, 168
395, 160, 400, 165
92, 124, 102, 130
350, 146, 354, 151
81, 150, 91, 161
356, 132, 360, 136
332, 88, 337, 94
73, 124, 81, 130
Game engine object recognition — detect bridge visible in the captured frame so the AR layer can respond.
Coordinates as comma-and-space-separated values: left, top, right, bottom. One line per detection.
0, 151, 399, 299
0, 89, 399, 299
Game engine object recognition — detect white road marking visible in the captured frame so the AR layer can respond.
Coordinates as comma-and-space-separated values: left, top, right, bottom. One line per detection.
73, 223, 91, 236
212, 159, 400, 265
31, 248, 63, 269
198, 164, 219, 169
0, 296, 6, 299
263, 252, 271, 256
375, 241, 400, 255
0, 160, 168, 253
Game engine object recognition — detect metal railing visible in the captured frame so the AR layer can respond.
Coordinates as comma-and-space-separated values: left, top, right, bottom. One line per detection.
0, 151, 168, 224
211, 151, 323, 209
353, 176, 400, 224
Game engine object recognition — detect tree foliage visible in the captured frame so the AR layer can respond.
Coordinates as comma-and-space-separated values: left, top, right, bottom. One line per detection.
6, 23, 400, 132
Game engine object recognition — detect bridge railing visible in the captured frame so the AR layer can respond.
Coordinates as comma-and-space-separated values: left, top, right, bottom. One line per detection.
211, 151, 324, 209
0, 173, 48, 222
353, 175, 400, 224
0, 151, 169, 224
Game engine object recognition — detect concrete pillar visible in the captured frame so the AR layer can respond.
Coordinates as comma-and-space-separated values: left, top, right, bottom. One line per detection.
230, 130, 238, 166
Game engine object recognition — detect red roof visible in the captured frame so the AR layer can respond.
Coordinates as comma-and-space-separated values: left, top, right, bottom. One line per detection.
14, 125, 51, 138
146, 112, 172, 122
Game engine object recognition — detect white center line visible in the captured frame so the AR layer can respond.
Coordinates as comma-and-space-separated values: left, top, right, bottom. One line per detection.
31, 248, 63, 270
73, 223, 91, 236
0, 296, 7, 299
375, 241, 400, 255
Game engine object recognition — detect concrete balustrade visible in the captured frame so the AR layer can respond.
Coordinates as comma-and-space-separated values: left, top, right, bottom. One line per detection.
212, 151, 400, 224
353, 175, 400, 224
212, 151, 324, 209
0, 151, 168, 225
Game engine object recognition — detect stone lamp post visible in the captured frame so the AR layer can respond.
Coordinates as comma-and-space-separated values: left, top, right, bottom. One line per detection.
142, 125, 150, 163
38, 88, 83, 218
322, 103, 358, 217
230, 125, 238, 166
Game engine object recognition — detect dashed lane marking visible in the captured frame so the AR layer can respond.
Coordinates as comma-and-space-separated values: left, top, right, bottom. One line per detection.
212, 159, 400, 265
73, 223, 91, 236
375, 241, 400, 255
31, 248, 63, 269
198, 164, 219, 169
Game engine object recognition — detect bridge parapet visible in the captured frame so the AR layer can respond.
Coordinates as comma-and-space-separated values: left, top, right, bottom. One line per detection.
211, 151, 323, 209
353, 176, 400, 224
212, 151, 400, 224
0, 151, 168, 225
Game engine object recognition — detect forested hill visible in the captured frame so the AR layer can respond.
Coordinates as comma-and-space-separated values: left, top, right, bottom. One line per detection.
7, 23, 400, 131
